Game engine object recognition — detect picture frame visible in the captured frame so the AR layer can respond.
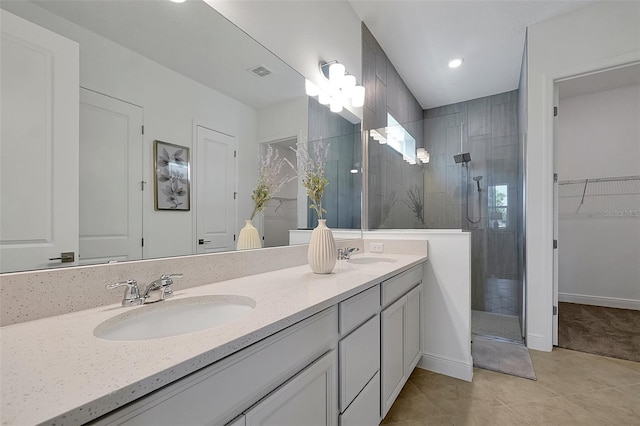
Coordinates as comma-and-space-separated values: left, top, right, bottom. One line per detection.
153, 140, 191, 211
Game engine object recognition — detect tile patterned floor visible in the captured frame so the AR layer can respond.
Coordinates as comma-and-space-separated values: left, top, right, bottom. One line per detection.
472, 310, 523, 342
383, 348, 640, 425
472, 278, 521, 316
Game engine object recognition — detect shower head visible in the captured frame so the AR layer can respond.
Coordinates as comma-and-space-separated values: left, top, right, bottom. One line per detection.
454, 153, 471, 164
473, 175, 483, 192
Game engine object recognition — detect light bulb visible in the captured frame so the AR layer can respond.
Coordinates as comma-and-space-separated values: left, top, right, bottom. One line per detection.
318, 92, 331, 105
448, 57, 464, 68
305, 80, 320, 97
330, 98, 343, 113
351, 86, 365, 107
329, 62, 345, 85
342, 74, 356, 90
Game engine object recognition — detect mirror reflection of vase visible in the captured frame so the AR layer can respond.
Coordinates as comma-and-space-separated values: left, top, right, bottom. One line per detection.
237, 220, 262, 250
308, 219, 337, 274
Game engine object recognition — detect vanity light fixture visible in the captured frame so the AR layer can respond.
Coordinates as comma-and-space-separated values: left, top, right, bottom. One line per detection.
169, 0, 186, 3
448, 57, 464, 68
304, 61, 365, 114
305, 80, 320, 97
416, 148, 430, 164
370, 129, 387, 144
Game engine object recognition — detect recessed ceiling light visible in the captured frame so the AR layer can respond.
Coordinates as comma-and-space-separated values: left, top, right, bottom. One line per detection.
448, 57, 464, 69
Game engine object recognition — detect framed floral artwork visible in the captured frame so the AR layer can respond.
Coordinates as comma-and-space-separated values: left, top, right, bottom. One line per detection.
153, 140, 190, 211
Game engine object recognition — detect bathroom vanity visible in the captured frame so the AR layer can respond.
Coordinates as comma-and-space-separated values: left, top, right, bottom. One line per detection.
0, 252, 426, 425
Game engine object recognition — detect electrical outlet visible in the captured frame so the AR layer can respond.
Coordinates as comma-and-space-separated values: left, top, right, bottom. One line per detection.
370, 242, 384, 253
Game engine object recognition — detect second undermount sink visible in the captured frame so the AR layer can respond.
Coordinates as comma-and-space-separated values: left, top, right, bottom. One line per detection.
94, 295, 256, 341
347, 256, 397, 265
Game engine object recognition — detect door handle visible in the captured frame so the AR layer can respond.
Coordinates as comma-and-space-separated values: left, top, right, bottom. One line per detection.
49, 252, 75, 263
198, 239, 211, 245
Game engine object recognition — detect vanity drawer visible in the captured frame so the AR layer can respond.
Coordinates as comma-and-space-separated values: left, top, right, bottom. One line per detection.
339, 284, 380, 335
339, 314, 380, 411
94, 306, 338, 426
381, 265, 422, 307
339, 371, 380, 426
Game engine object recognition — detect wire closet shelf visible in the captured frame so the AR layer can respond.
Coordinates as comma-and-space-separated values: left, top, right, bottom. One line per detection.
557, 175, 640, 218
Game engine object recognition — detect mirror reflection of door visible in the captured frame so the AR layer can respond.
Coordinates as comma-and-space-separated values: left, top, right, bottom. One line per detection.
79, 88, 143, 265
195, 126, 237, 254
0, 10, 79, 273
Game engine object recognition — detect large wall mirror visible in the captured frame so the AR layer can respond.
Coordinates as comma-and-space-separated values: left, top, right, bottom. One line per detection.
0, 0, 362, 274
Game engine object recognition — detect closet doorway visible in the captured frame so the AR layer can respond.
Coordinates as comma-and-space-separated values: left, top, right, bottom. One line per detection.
259, 138, 298, 248
553, 63, 640, 361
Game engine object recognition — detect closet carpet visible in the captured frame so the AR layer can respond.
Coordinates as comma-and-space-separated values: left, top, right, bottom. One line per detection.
558, 302, 640, 362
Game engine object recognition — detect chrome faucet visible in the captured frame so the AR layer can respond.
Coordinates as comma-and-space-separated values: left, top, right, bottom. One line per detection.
106, 279, 141, 306
106, 273, 182, 306
142, 274, 182, 303
337, 247, 360, 260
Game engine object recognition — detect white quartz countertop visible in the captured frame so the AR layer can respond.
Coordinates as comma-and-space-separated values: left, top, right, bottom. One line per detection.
0, 253, 426, 425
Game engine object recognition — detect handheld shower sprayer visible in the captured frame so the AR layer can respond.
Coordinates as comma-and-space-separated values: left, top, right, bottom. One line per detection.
473, 175, 483, 192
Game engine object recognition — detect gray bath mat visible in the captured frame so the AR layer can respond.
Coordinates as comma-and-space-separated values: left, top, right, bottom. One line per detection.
472, 335, 537, 380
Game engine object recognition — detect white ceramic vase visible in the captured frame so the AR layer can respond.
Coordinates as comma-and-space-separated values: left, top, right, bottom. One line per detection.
237, 220, 261, 250
308, 219, 337, 274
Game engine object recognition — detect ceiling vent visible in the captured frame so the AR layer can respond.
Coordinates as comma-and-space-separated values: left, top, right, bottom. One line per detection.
248, 65, 273, 78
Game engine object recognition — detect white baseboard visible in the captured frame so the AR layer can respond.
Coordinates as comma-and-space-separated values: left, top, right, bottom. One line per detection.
526, 333, 550, 352
558, 293, 640, 310
417, 352, 473, 382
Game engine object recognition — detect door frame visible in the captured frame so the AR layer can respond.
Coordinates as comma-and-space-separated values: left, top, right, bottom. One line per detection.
191, 122, 238, 254
258, 136, 298, 245
550, 60, 640, 344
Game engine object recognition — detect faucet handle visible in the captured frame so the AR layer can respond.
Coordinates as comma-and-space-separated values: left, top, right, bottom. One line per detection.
161, 273, 183, 281
337, 247, 360, 260
159, 273, 182, 300
106, 280, 141, 306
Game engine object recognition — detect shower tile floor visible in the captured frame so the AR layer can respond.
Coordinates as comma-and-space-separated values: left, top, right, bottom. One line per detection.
472, 278, 520, 316
472, 310, 523, 342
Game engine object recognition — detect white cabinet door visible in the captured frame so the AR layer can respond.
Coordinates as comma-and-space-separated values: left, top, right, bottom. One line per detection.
405, 285, 422, 376
381, 297, 406, 417
339, 372, 380, 426
245, 350, 338, 426
381, 283, 423, 418
0, 10, 79, 272
79, 88, 143, 264
227, 415, 246, 426
195, 126, 236, 253
339, 314, 380, 411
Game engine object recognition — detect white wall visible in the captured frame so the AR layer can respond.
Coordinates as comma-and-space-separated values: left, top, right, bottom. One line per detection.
4, 2, 260, 260
557, 84, 640, 309
526, 1, 640, 350
558, 85, 640, 180
363, 230, 473, 382
257, 97, 309, 230
207, 0, 363, 121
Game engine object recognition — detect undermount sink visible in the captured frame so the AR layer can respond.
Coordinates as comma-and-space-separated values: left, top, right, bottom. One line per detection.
94, 295, 256, 341
347, 256, 397, 265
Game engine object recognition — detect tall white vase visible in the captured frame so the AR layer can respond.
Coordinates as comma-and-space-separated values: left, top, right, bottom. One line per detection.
237, 220, 261, 250
308, 219, 337, 274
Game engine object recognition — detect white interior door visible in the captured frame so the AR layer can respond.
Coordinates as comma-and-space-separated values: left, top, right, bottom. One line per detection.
552, 85, 560, 346
195, 126, 236, 253
79, 88, 143, 265
0, 10, 79, 273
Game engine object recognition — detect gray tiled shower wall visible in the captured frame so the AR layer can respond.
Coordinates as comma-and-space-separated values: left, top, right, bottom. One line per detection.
423, 91, 523, 315
308, 98, 362, 230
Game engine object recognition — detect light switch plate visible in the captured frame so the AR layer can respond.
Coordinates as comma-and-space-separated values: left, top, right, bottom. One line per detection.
370, 242, 384, 253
